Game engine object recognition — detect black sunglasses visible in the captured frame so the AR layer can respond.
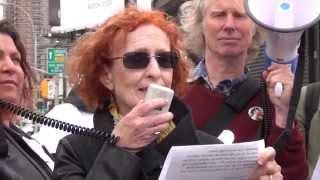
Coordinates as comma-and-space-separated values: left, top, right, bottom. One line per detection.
107, 51, 179, 69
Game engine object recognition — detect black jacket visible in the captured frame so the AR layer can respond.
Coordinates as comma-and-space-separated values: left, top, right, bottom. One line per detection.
0, 124, 52, 180
52, 97, 221, 180
64, 88, 88, 112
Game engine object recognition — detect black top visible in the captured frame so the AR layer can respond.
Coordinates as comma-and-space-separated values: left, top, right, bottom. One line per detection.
0, 124, 52, 180
52, 97, 221, 180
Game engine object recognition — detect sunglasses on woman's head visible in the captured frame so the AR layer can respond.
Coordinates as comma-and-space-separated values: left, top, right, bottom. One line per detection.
107, 51, 179, 69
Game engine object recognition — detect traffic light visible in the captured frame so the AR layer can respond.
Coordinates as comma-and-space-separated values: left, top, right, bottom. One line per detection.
40, 79, 48, 98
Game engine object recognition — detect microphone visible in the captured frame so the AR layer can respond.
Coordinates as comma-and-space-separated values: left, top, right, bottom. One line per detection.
245, 0, 320, 97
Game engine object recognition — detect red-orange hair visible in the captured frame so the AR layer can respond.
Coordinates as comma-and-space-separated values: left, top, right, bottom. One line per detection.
67, 7, 189, 110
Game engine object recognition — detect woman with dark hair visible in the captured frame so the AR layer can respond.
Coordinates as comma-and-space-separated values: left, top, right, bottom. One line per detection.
0, 19, 52, 180
52, 7, 282, 180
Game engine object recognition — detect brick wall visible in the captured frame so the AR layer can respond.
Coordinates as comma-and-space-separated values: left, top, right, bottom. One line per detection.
4, 0, 50, 72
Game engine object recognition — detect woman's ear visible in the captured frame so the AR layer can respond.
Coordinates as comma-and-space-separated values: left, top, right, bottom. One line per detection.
99, 66, 114, 91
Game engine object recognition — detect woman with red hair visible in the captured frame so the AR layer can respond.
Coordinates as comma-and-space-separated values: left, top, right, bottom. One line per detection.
52, 7, 282, 180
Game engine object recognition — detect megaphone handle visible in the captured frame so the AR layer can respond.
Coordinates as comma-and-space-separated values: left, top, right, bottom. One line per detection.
275, 82, 283, 97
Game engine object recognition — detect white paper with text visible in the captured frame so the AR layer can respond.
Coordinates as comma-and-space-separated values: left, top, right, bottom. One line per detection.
311, 156, 320, 180
159, 140, 265, 180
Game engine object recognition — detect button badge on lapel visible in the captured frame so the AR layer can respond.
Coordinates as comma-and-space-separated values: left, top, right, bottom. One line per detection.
248, 106, 264, 121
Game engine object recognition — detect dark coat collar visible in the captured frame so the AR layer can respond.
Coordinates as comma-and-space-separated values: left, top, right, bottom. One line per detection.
93, 96, 197, 136
0, 124, 8, 157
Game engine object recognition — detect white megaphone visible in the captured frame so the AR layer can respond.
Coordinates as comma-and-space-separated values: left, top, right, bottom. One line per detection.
244, 0, 320, 97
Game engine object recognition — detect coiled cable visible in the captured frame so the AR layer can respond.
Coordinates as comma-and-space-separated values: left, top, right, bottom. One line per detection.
0, 99, 119, 144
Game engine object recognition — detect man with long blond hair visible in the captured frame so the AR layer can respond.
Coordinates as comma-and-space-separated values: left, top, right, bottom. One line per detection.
181, 0, 308, 179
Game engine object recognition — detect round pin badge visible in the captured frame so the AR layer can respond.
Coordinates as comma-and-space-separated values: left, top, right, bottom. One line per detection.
248, 106, 264, 121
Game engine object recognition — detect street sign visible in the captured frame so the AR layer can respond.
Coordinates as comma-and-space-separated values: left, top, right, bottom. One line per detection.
47, 48, 67, 74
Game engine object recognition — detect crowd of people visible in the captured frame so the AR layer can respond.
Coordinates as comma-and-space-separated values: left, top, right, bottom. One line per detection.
1, 0, 319, 179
